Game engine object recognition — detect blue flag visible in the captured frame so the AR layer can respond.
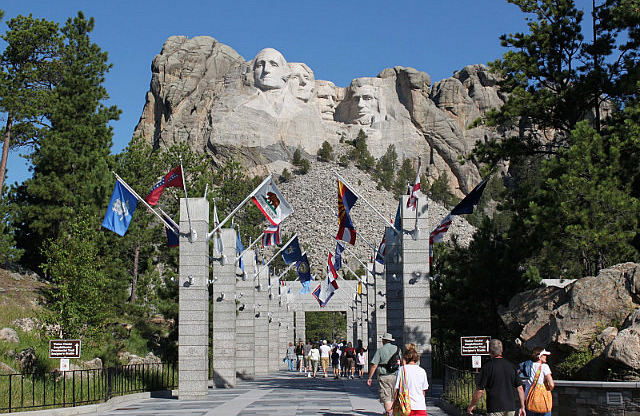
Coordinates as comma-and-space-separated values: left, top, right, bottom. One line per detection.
334, 241, 344, 270
282, 236, 303, 264
102, 180, 138, 237
299, 279, 311, 294
236, 233, 245, 272
296, 253, 312, 283
450, 178, 488, 215
393, 199, 402, 230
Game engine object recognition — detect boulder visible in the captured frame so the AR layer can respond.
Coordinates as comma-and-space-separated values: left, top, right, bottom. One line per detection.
17, 347, 36, 373
0, 327, 19, 343
82, 357, 103, 370
12, 318, 37, 333
605, 308, 640, 369
500, 263, 640, 352
0, 361, 17, 374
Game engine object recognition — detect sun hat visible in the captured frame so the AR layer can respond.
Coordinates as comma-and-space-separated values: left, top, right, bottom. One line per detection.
538, 349, 551, 357
381, 333, 395, 342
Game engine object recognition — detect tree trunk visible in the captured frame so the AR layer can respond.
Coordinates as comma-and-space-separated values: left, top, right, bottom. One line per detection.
0, 114, 13, 194
130, 240, 140, 303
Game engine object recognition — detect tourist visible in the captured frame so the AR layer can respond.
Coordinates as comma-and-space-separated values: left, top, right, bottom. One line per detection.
295, 339, 305, 372
332, 347, 341, 378
395, 345, 429, 416
308, 343, 320, 378
519, 347, 554, 416
467, 339, 526, 416
367, 333, 402, 416
286, 341, 296, 371
303, 340, 312, 373
343, 341, 356, 379
319, 340, 332, 378
356, 339, 367, 378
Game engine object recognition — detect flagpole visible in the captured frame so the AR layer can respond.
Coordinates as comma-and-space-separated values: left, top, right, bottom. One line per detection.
158, 208, 179, 234
178, 158, 195, 242
254, 233, 298, 279
413, 157, 422, 236
206, 175, 272, 241
325, 233, 374, 278
112, 172, 177, 232
272, 256, 301, 286
334, 171, 399, 233
326, 204, 378, 253
236, 231, 265, 262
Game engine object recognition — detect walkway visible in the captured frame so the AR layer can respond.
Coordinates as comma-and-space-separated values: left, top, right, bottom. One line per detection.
91, 371, 450, 416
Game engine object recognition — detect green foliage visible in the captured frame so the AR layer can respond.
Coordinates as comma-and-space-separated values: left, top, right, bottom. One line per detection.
292, 147, 302, 165
280, 168, 292, 182
41, 217, 121, 340
393, 158, 416, 198
338, 154, 350, 167
305, 311, 346, 343
374, 144, 397, 190
12, 12, 120, 272
427, 172, 459, 209
349, 129, 375, 171
0, 14, 63, 191
555, 347, 595, 380
0, 185, 23, 263
317, 140, 334, 161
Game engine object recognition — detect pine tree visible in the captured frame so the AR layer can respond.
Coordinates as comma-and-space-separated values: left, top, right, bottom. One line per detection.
0, 14, 62, 193
13, 12, 120, 271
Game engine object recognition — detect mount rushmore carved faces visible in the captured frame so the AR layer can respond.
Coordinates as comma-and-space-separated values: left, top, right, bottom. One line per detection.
315, 80, 338, 121
289, 62, 315, 103
253, 48, 291, 91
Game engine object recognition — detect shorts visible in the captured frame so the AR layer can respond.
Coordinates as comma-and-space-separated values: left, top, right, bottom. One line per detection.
409, 411, 427, 416
321, 357, 329, 371
487, 412, 516, 416
310, 359, 318, 372
345, 357, 355, 369
378, 373, 397, 403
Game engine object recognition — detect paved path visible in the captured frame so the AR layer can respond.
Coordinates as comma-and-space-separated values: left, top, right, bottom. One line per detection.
93, 371, 450, 416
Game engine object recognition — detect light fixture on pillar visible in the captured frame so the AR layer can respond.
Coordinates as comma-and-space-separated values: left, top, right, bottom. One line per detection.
188, 275, 194, 285
217, 293, 225, 302
220, 254, 227, 266
239, 304, 245, 311
412, 227, 421, 240
208, 276, 218, 285
188, 228, 197, 243
379, 302, 386, 309
377, 291, 386, 297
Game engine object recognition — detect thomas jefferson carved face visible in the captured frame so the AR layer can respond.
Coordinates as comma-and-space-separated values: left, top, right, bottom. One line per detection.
315, 81, 337, 121
289, 63, 315, 102
253, 48, 290, 91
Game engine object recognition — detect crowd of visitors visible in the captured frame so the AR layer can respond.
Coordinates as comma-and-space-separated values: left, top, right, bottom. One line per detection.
283, 338, 368, 379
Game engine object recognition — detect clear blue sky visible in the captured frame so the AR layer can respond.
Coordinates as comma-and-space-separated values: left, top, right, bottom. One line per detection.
1, 0, 595, 186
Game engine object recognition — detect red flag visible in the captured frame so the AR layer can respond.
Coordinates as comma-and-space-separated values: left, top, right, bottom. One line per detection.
145, 166, 183, 206
327, 252, 339, 289
407, 160, 421, 210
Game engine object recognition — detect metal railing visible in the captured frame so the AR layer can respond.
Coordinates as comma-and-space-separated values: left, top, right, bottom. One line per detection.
442, 364, 486, 414
0, 362, 177, 413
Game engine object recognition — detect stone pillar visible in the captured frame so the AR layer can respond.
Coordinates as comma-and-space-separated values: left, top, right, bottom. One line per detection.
295, 310, 306, 343
254, 267, 269, 376
385, 223, 404, 345
212, 228, 237, 388
178, 198, 209, 400
367, 266, 377, 357
400, 195, 432, 375
235, 249, 256, 380
268, 281, 280, 372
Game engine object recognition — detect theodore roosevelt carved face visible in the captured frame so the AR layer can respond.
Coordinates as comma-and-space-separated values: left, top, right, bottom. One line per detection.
315, 80, 338, 121
253, 48, 290, 91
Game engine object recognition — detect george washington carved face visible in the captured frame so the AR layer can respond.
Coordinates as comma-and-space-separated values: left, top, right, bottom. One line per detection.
253, 48, 290, 91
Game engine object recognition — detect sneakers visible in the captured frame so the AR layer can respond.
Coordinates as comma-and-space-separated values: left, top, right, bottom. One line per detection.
307, 373, 311, 378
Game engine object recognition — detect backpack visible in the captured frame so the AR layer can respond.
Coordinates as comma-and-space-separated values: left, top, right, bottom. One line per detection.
345, 348, 355, 359
381, 346, 400, 373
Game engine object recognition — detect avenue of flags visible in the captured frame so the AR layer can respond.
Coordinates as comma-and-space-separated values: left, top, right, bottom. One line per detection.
102, 158, 485, 310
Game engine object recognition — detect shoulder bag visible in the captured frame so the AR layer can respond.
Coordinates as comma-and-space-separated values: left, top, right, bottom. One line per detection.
525, 364, 552, 413
392, 365, 411, 416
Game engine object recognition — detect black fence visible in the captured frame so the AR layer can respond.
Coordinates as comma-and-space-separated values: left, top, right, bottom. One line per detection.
442, 364, 485, 414
0, 362, 177, 413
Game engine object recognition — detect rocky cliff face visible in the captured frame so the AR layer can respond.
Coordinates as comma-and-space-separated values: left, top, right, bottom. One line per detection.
133, 36, 507, 196
499, 263, 640, 377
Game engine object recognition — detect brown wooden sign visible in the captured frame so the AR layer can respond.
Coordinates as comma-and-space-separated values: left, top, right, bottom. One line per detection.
460, 336, 491, 356
49, 340, 81, 359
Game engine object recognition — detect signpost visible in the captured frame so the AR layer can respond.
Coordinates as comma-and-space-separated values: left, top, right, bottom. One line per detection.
49, 340, 81, 359
460, 336, 491, 356
461, 336, 491, 371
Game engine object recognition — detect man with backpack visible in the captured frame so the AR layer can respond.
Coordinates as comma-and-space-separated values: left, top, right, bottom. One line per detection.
367, 333, 402, 416
343, 341, 356, 379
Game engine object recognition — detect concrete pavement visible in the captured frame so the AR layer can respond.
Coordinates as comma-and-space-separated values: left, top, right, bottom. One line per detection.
90, 370, 450, 416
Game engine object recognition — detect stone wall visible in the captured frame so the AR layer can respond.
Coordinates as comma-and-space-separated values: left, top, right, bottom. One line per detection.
553, 380, 640, 416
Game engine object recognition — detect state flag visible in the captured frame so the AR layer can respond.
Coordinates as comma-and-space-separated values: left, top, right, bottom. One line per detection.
375, 236, 385, 264
145, 166, 183, 206
296, 254, 312, 283
336, 180, 358, 245
282, 236, 303, 264
406, 160, 422, 210
161, 211, 179, 248
262, 224, 281, 247
333, 241, 345, 270
102, 180, 138, 237
250, 177, 293, 226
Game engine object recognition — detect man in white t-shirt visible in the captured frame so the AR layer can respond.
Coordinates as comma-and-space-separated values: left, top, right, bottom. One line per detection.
319, 340, 332, 378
